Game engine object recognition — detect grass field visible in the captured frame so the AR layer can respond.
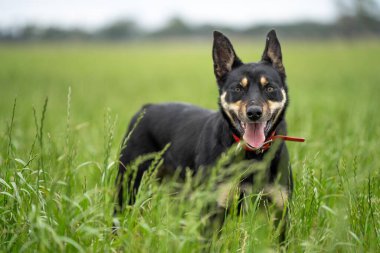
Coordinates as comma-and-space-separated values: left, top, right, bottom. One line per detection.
1, 39, 380, 252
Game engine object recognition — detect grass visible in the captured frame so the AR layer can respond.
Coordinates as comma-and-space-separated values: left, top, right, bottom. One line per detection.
0, 39, 380, 252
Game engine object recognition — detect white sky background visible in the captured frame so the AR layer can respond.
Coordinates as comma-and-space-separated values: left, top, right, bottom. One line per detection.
0, 0, 341, 30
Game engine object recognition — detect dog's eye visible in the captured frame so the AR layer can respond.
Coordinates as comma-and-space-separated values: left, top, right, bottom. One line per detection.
266, 86, 274, 92
233, 86, 242, 92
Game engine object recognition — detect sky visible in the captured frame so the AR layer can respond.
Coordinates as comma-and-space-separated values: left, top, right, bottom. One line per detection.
1, 0, 340, 31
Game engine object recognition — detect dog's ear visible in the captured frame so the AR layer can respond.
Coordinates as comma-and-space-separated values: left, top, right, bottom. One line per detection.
261, 30, 285, 78
213, 31, 242, 82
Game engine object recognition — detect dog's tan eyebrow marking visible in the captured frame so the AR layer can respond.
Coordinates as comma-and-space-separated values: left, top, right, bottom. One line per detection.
260, 76, 269, 86
240, 77, 248, 87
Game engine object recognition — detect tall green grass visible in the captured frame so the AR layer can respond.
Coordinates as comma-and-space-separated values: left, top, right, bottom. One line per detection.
0, 40, 380, 252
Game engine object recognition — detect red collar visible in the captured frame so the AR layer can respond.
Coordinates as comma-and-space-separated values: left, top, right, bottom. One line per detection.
232, 131, 305, 154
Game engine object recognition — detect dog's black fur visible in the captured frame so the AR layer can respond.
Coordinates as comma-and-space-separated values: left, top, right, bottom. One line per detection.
115, 30, 293, 240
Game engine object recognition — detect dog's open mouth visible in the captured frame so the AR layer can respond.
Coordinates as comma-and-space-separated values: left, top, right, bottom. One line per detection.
237, 119, 272, 148
241, 122, 266, 148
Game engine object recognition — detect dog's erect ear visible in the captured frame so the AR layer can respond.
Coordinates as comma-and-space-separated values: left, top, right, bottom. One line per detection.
261, 30, 285, 77
213, 31, 242, 82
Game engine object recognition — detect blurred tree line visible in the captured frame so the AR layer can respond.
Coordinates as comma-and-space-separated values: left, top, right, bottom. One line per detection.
1, 0, 379, 41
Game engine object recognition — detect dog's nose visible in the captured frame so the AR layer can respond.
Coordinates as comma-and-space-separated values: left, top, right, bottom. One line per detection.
246, 106, 263, 121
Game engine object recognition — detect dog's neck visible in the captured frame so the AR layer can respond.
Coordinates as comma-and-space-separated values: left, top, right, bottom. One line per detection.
211, 109, 236, 148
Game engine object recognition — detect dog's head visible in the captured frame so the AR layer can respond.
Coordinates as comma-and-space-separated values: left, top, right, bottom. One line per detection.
213, 30, 288, 148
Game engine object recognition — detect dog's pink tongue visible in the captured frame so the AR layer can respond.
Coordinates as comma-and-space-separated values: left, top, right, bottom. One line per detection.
243, 122, 266, 148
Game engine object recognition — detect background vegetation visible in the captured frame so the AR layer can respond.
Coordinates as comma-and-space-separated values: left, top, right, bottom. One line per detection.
1, 0, 380, 42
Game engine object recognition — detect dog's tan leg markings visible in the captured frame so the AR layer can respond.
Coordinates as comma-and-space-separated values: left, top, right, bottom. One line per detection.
260, 76, 269, 86
218, 182, 288, 210
240, 77, 248, 88
217, 182, 254, 208
263, 184, 289, 209
240, 182, 253, 195
217, 183, 235, 208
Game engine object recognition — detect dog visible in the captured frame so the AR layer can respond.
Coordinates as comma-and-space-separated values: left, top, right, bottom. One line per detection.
115, 30, 297, 241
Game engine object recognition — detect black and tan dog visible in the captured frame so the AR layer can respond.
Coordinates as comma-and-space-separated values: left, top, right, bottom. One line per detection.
115, 30, 297, 239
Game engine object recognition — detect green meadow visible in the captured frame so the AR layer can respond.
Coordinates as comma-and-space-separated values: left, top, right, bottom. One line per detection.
0, 39, 380, 252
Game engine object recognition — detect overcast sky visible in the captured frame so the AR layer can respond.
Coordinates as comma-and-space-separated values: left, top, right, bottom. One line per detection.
1, 0, 341, 30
